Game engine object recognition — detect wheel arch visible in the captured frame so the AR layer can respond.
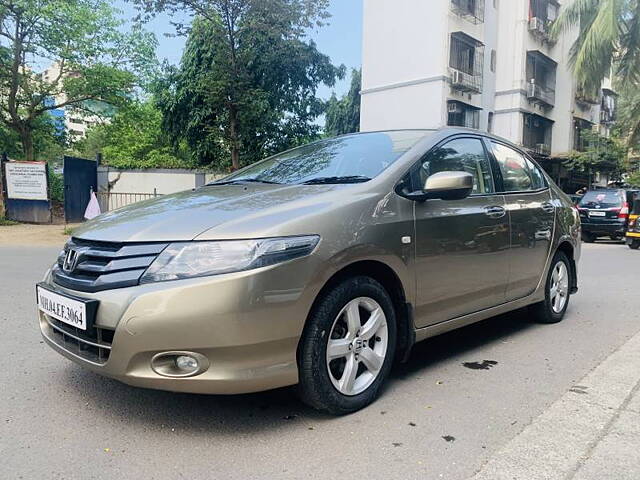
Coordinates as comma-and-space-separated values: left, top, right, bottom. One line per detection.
299, 259, 415, 364
556, 241, 578, 294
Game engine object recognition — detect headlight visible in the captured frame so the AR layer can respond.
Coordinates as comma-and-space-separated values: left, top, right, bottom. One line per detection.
140, 235, 320, 283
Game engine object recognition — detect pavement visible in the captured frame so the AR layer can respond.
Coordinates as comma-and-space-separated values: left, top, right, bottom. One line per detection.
0, 241, 639, 480
0, 223, 75, 246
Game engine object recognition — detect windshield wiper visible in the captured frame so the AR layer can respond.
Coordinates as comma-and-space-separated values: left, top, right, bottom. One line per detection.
208, 178, 281, 186
300, 176, 371, 185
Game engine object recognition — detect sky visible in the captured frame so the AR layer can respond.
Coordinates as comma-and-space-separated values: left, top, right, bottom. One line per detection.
116, 0, 363, 100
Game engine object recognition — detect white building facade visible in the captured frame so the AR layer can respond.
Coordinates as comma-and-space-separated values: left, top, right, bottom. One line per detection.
41, 62, 108, 139
361, 0, 616, 167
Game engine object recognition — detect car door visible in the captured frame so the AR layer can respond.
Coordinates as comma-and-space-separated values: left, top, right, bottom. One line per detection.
412, 136, 510, 328
488, 141, 554, 301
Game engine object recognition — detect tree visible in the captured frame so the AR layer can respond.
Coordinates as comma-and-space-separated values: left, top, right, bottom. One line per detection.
137, 0, 344, 170
627, 170, 640, 187
0, 113, 64, 160
325, 68, 361, 137
0, 0, 157, 160
76, 101, 192, 169
551, 0, 640, 93
563, 130, 626, 185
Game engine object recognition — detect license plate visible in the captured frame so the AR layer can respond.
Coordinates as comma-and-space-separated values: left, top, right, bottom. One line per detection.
37, 284, 91, 330
589, 211, 606, 217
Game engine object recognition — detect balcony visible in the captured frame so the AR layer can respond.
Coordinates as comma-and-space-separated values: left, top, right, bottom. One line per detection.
447, 100, 480, 129
523, 113, 553, 156
449, 32, 484, 94
528, 0, 559, 43
527, 81, 556, 107
601, 88, 617, 124
573, 118, 594, 152
451, 0, 485, 24
575, 88, 600, 107
526, 51, 557, 108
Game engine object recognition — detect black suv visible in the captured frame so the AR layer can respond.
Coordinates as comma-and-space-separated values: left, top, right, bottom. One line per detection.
578, 189, 638, 242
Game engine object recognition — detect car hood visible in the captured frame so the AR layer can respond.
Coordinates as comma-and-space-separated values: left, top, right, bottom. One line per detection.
72, 184, 346, 243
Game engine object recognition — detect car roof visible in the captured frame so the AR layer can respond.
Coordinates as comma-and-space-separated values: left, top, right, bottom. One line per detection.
351, 127, 528, 152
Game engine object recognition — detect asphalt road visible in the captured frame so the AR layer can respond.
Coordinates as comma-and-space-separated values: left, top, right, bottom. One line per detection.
1, 242, 639, 480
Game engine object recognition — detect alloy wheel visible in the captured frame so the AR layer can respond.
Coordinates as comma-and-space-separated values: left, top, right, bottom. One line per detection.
325, 297, 388, 396
550, 261, 569, 314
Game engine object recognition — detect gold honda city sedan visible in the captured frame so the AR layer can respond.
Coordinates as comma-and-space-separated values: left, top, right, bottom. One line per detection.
37, 129, 580, 414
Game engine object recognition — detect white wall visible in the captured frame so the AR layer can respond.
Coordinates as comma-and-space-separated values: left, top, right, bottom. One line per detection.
97, 167, 210, 195
361, 0, 449, 131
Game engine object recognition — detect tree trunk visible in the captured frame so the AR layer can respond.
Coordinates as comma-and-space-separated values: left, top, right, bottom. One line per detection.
19, 127, 35, 161
229, 104, 240, 171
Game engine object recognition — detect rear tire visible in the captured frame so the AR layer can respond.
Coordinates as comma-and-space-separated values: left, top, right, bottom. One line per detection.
629, 239, 640, 250
531, 251, 572, 324
297, 276, 397, 415
582, 233, 596, 243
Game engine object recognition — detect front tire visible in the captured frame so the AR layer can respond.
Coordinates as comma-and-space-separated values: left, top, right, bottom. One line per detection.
531, 251, 572, 324
629, 239, 640, 250
297, 276, 397, 415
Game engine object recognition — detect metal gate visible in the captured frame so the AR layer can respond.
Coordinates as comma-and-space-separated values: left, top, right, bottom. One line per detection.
63, 156, 97, 222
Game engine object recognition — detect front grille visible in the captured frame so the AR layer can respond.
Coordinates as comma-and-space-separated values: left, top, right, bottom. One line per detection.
52, 238, 168, 292
45, 315, 114, 365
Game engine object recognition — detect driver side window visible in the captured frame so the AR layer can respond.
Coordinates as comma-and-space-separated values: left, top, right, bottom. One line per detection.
418, 138, 495, 195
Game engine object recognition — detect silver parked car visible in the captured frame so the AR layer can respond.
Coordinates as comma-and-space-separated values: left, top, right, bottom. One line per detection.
37, 128, 580, 414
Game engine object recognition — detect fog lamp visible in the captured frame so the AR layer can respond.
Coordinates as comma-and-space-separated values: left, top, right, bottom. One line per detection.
175, 355, 199, 372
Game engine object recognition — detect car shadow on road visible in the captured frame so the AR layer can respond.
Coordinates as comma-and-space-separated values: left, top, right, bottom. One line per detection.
60, 307, 537, 434
394, 307, 536, 379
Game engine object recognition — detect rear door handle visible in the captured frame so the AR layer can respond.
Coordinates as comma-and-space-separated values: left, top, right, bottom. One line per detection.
485, 206, 506, 219
541, 202, 555, 214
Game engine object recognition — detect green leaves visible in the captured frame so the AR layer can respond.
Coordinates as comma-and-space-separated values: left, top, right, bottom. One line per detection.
552, 0, 638, 92
563, 130, 625, 179
325, 69, 361, 137
76, 101, 192, 169
147, 0, 343, 170
0, 0, 157, 160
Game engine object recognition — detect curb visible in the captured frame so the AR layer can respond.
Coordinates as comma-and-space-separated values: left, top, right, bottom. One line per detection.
470, 329, 640, 479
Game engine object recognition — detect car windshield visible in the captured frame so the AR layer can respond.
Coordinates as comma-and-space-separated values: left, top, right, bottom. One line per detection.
578, 191, 622, 209
213, 131, 431, 185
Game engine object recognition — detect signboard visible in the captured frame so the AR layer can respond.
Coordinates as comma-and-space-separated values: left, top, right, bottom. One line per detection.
5, 161, 48, 201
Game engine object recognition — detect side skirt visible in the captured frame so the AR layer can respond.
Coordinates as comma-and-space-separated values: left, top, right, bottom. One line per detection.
414, 291, 545, 343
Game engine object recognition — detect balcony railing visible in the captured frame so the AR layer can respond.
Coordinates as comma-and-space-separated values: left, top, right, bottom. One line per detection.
527, 81, 555, 107
451, 0, 485, 24
575, 91, 600, 106
449, 68, 482, 94
449, 32, 484, 94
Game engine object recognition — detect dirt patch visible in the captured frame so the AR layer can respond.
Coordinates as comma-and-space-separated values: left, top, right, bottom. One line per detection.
0, 223, 79, 247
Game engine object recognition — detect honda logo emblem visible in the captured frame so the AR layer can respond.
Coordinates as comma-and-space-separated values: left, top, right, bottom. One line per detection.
63, 248, 79, 273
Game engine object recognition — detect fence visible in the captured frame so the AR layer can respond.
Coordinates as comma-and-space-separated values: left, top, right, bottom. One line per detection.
96, 190, 160, 213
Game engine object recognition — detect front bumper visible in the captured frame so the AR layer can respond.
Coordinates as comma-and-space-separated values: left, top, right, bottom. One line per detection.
39, 258, 321, 394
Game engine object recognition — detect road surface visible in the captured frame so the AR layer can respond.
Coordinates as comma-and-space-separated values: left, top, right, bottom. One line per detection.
1, 242, 638, 479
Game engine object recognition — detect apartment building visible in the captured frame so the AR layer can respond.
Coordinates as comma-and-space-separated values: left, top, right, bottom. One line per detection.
360, 0, 617, 187
41, 62, 110, 139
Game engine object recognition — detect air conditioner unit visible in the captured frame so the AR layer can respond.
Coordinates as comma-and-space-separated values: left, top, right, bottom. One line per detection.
451, 70, 466, 86
527, 82, 540, 99
448, 102, 462, 114
529, 17, 546, 35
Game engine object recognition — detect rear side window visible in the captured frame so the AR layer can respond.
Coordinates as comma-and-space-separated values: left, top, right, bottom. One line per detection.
419, 138, 495, 194
526, 158, 547, 189
490, 142, 542, 192
579, 191, 623, 209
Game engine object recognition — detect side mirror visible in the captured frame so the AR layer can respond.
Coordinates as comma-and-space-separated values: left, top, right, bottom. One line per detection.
423, 171, 474, 200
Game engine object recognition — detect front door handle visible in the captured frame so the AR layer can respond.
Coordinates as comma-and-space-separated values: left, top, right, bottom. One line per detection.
541, 202, 555, 214
485, 206, 506, 219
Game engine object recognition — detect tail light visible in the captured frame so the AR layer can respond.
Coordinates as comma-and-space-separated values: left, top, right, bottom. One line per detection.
618, 202, 629, 219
